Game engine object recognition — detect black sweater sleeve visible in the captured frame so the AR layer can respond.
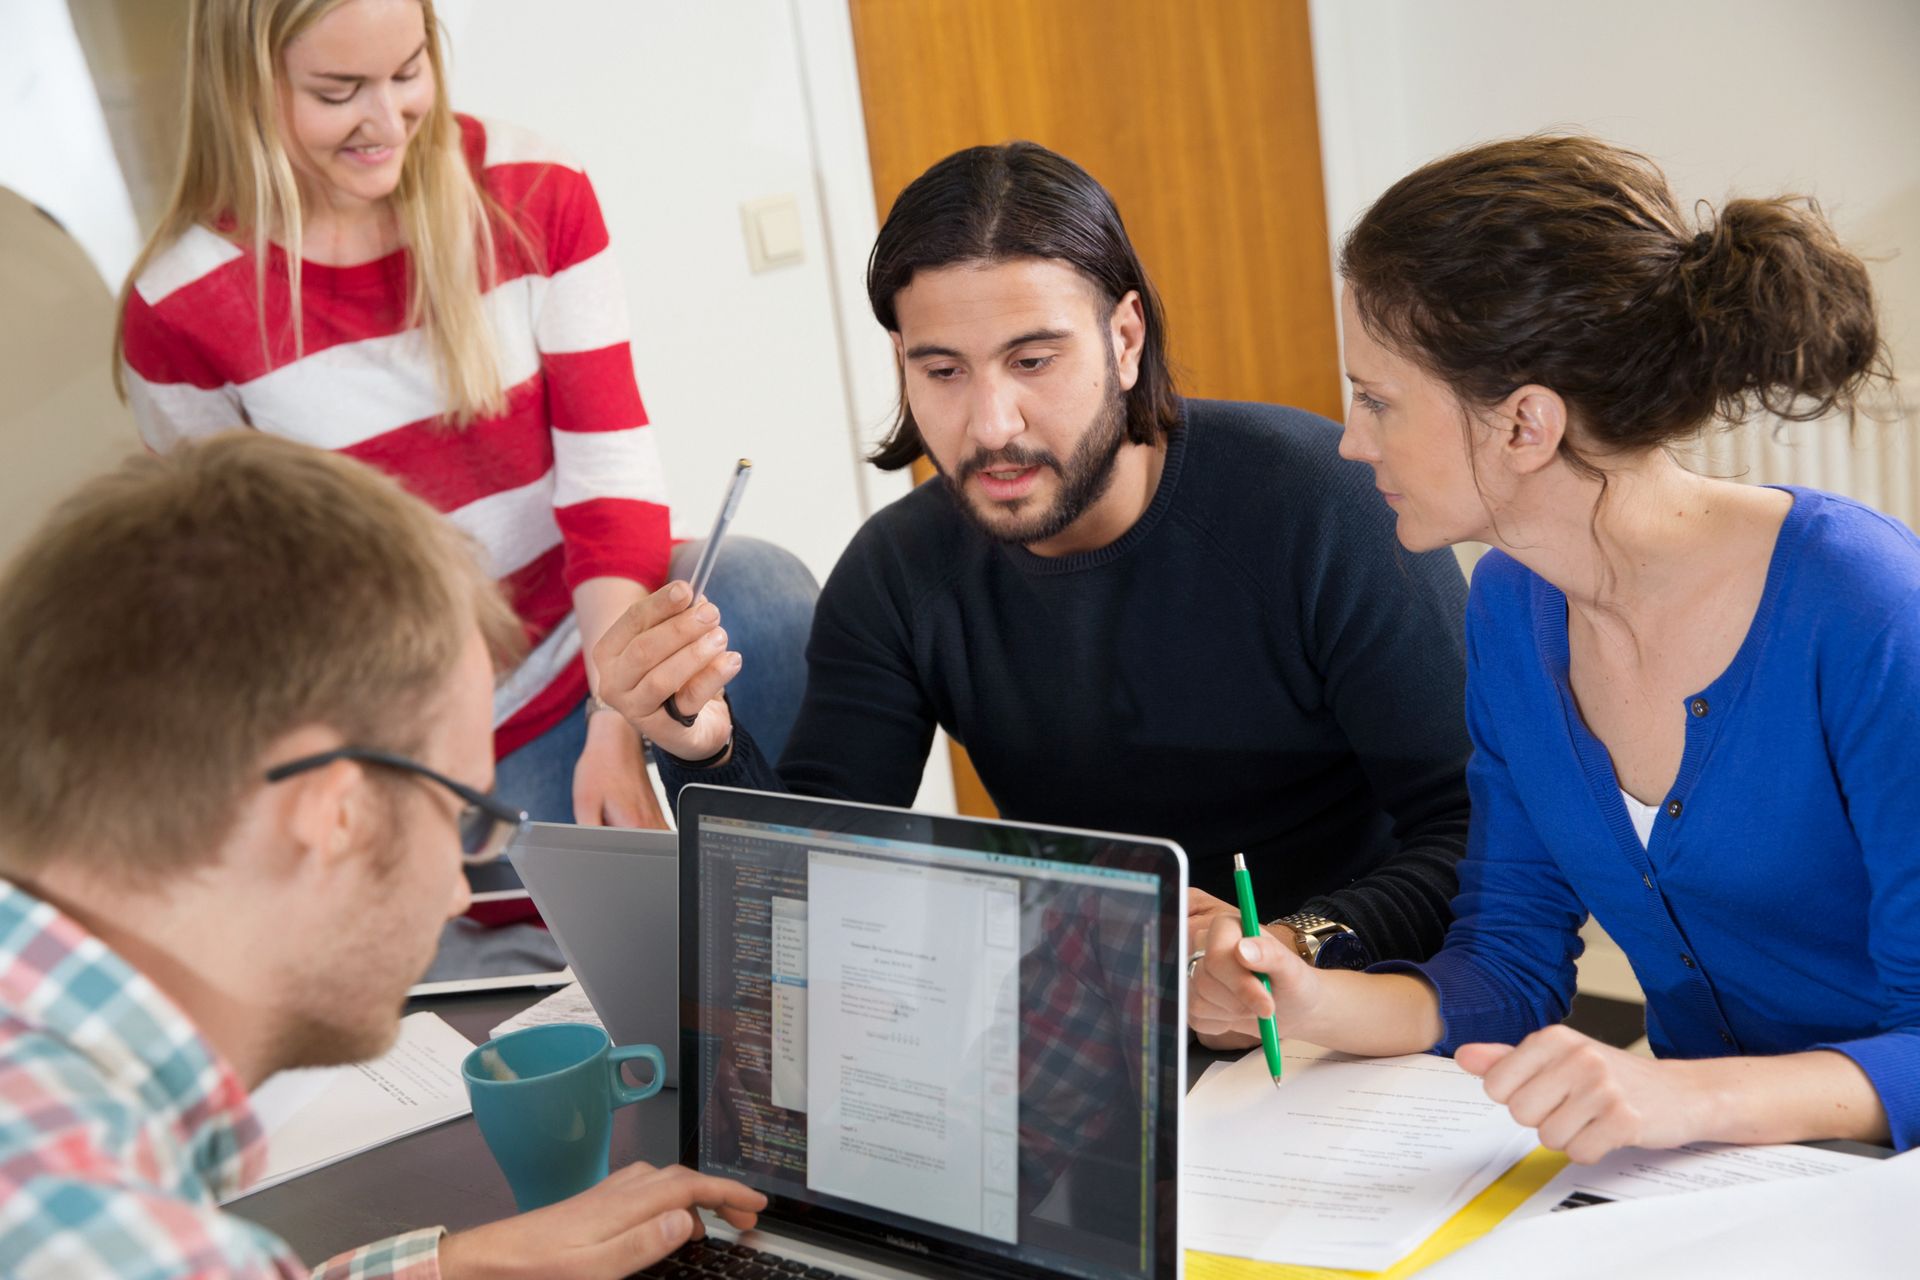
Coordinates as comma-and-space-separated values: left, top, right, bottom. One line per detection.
1289, 461, 1471, 963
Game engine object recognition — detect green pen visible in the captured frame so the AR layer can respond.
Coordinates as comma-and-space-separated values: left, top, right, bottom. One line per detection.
1232, 852, 1285, 1087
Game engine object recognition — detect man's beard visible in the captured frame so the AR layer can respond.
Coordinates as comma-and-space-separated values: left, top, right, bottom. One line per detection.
934, 361, 1130, 548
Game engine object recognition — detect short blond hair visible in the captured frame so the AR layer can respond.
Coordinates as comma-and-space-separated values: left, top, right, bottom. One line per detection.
0, 433, 524, 879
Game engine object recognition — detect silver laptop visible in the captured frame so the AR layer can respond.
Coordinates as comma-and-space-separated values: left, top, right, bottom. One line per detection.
673, 785, 1188, 1280
508, 822, 681, 1088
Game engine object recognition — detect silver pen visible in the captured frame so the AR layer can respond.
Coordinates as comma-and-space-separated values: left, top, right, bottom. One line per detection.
686, 458, 753, 602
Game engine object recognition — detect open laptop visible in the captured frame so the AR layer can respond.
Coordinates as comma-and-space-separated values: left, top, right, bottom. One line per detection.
668, 785, 1188, 1280
409, 849, 576, 998
506, 822, 683, 1087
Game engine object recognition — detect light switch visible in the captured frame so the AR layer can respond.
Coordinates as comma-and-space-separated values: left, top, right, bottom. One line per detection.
741, 195, 804, 272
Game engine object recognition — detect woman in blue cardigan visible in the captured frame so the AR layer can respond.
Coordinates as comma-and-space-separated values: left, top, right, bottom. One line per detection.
1192, 134, 1914, 1160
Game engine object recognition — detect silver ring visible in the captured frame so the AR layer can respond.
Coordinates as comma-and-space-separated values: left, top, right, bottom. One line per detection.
1186, 949, 1206, 981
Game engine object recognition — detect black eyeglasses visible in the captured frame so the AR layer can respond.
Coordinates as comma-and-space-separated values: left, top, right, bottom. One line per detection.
264, 747, 528, 864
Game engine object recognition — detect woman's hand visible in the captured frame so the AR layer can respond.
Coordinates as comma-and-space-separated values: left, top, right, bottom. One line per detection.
572, 709, 667, 828
591, 582, 739, 762
1457, 1026, 1705, 1163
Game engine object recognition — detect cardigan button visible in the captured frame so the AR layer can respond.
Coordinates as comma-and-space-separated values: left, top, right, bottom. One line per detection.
1720, 1030, 1734, 1045
1690, 698, 1709, 717
1642, 873, 1653, 890
1666, 799, 1683, 818
1681, 954, 1696, 968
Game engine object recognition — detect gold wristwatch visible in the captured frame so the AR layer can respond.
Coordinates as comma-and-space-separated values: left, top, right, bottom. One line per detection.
1268, 911, 1371, 970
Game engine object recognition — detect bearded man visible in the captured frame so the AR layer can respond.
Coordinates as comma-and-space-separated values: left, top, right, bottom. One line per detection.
598, 142, 1472, 988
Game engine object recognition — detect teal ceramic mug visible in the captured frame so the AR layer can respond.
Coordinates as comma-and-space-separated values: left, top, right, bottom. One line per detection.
460, 1022, 664, 1211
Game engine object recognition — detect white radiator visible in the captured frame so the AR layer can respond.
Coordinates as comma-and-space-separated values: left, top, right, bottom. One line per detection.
1456, 395, 1918, 575
1685, 396, 1920, 530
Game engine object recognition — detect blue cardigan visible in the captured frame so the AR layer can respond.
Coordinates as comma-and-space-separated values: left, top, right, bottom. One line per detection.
1381, 487, 1920, 1150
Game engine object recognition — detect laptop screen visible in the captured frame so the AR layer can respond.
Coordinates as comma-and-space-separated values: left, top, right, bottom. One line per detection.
678, 786, 1186, 1280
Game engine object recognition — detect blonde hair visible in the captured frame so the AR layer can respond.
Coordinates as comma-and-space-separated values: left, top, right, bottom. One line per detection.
114, 0, 525, 425
0, 432, 525, 881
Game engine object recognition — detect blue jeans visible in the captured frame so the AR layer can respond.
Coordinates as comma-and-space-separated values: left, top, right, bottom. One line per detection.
495, 535, 820, 822
424, 537, 819, 983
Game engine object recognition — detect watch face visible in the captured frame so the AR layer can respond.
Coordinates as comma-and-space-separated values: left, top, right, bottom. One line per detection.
1313, 931, 1372, 971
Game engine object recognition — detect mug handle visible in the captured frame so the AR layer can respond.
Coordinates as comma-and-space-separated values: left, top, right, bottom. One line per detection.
608, 1044, 666, 1107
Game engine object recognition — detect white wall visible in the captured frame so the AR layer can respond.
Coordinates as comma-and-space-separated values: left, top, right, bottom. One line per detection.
1309, 0, 1920, 379
434, 0, 912, 584
0, 0, 141, 287
433, 0, 948, 811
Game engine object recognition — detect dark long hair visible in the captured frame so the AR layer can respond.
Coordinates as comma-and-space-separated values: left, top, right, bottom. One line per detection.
865, 141, 1182, 471
1339, 135, 1889, 475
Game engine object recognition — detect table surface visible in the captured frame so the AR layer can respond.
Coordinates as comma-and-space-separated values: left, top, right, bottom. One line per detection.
225, 988, 1873, 1268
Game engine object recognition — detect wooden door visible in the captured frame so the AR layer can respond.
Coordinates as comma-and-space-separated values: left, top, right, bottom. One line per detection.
849, 0, 1341, 814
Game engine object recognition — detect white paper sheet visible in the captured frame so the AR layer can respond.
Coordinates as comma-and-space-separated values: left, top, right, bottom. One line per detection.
1180, 1042, 1534, 1271
1420, 1148, 1919, 1279
227, 1011, 475, 1200
488, 981, 603, 1040
247, 1062, 335, 1136
1508, 1138, 1871, 1221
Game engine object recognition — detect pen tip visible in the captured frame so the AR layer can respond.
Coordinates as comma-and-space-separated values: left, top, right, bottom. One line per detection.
1271, 1076, 1284, 1089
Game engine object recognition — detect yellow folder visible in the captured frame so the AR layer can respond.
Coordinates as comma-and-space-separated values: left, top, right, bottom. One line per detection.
1185, 1147, 1572, 1280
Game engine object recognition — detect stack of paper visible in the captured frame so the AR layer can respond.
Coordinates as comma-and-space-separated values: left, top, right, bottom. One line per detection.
226, 1011, 476, 1200
1181, 1042, 1535, 1271
1419, 1147, 1917, 1279
1507, 1138, 1870, 1221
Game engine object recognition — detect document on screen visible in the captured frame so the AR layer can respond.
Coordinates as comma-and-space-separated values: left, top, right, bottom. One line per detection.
804, 850, 1020, 1243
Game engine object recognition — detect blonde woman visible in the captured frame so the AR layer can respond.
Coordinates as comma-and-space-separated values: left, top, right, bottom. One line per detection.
117, 0, 816, 969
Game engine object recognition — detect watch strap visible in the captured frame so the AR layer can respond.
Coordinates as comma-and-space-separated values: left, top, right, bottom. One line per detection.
1268, 911, 1360, 967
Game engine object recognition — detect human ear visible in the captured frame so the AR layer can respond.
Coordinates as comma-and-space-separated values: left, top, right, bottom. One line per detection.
1499, 386, 1566, 475
280, 755, 367, 875
1108, 290, 1146, 392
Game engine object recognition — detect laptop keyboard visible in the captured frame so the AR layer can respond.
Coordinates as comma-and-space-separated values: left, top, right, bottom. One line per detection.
638, 1237, 855, 1280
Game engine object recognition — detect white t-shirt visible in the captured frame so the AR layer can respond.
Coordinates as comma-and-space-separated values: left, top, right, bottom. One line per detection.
1621, 790, 1659, 849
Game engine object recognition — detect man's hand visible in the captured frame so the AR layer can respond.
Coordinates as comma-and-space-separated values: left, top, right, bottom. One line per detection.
1457, 1027, 1705, 1164
438, 1161, 767, 1280
1185, 887, 1302, 960
592, 582, 739, 762
572, 710, 668, 828
1186, 887, 1241, 956
1188, 914, 1317, 1050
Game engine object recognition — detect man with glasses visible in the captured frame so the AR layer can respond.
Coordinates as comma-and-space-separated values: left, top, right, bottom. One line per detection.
264, 747, 533, 865
0, 434, 762, 1278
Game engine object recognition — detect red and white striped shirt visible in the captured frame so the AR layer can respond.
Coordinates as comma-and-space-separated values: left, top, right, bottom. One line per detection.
121, 116, 669, 758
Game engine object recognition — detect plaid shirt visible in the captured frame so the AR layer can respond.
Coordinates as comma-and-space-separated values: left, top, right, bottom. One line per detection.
0, 879, 444, 1279
1017, 882, 1158, 1206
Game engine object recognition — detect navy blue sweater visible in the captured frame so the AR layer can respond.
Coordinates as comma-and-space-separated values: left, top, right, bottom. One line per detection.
662, 399, 1472, 962
1381, 489, 1920, 1148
